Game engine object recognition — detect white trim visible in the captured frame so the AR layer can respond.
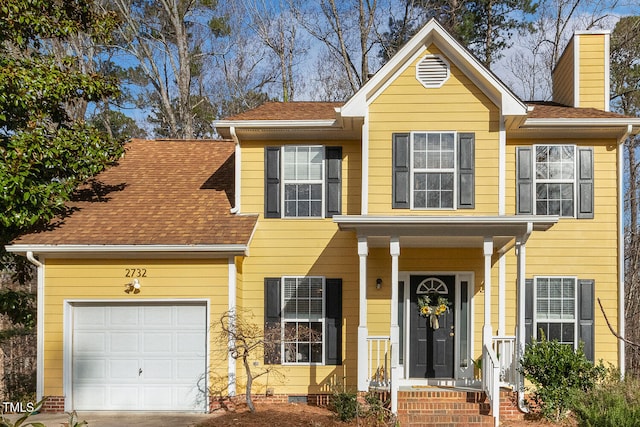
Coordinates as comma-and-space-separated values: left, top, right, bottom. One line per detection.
6, 244, 248, 255
228, 257, 237, 396
619, 142, 625, 375
357, 237, 369, 391
26, 252, 45, 403
340, 19, 527, 118
574, 34, 580, 108
531, 277, 580, 347
522, 118, 640, 128
215, 119, 336, 129
499, 119, 506, 215
498, 256, 506, 336
415, 54, 450, 88
604, 33, 611, 112
362, 115, 369, 215
280, 145, 325, 219
230, 127, 241, 214
63, 299, 210, 412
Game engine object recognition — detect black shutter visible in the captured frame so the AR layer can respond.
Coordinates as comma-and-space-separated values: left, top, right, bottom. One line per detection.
458, 133, 475, 209
517, 147, 534, 215
264, 277, 282, 364
578, 279, 595, 361
325, 278, 343, 365
525, 278, 534, 345
392, 133, 410, 209
577, 147, 594, 219
265, 147, 281, 218
325, 147, 342, 217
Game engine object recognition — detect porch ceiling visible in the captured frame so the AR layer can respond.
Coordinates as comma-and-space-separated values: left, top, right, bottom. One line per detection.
333, 215, 558, 250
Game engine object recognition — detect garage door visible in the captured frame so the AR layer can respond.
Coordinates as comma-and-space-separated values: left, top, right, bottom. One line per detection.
72, 302, 207, 411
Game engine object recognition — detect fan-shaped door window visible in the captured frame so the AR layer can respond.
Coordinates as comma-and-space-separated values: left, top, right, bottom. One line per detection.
416, 277, 449, 295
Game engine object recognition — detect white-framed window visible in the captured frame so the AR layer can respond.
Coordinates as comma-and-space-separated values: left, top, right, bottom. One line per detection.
411, 132, 456, 209
282, 276, 325, 364
534, 145, 576, 217
534, 277, 577, 346
282, 146, 324, 218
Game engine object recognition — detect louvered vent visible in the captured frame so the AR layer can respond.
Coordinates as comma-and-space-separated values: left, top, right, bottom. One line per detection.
416, 55, 450, 88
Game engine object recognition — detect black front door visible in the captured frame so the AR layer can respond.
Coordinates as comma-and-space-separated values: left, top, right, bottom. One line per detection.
409, 275, 455, 378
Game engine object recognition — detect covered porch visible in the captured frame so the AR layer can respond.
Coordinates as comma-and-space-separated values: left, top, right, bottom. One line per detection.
334, 215, 557, 426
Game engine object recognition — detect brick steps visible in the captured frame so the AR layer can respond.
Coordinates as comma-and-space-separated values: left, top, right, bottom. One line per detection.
397, 389, 494, 426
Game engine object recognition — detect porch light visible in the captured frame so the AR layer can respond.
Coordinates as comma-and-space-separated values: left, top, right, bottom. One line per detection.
124, 279, 141, 294
376, 278, 382, 289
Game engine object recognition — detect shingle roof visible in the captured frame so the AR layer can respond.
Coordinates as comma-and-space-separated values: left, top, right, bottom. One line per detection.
526, 102, 631, 119
12, 139, 257, 247
224, 102, 342, 121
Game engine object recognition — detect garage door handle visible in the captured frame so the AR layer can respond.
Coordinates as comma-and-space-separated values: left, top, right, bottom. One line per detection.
139, 368, 142, 376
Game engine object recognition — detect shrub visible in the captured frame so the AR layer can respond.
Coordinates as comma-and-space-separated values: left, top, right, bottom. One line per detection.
573, 370, 640, 427
520, 336, 605, 422
331, 389, 358, 422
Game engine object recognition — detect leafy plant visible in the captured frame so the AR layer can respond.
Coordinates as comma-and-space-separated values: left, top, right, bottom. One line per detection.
520, 336, 605, 422
64, 411, 88, 427
331, 387, 358, 422
572, 369, 640, 427
0, 398, 46, 427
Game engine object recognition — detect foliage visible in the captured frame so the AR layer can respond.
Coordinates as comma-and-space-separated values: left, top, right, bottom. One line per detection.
64, 411, 88, 427
330, 388, 358, 422
378, 0, 537, 67
520, 336, 605, 422
361, 392, 396, 426
0, 290, 35, 329
572, 370, 640, 427
0, 398, 46, 427
0, 0, 125, 269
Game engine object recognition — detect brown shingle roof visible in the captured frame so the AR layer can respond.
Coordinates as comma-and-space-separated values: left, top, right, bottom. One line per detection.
224, 102, 343, 121
526, 102, 631, 119
13, 139, 257, 247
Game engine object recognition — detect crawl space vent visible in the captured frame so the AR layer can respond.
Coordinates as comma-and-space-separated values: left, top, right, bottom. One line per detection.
416, 55, 450, 88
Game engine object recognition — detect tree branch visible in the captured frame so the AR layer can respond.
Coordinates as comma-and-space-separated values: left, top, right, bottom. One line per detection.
598, 297, 640, 348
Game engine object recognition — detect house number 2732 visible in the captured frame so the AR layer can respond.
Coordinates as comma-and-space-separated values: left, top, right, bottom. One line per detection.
125, 268, 147, 278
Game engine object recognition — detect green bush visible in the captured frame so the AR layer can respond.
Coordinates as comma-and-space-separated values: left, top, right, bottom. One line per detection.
520, 336, 605, 422
573, 370, 640, 427
331, 389, 358, 422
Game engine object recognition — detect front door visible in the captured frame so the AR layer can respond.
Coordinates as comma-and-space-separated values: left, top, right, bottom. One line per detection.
409, 275, 455, 378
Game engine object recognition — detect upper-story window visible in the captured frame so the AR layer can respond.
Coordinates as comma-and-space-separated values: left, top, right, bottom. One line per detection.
265, 146, 342, 219
392, 132, 475, 210
413, 132, 456, 209
535, 145, 575, 216
517, 145, 593, 218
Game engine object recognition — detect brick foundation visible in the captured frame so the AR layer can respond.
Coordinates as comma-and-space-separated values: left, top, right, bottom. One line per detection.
209, 393, 334, 412
41, 396, 65, 413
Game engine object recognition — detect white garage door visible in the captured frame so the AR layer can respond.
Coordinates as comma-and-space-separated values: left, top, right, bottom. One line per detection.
72, 302, 207, 411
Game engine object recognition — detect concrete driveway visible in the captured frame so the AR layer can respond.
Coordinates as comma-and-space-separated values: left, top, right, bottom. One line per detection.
1, 412, 215, 427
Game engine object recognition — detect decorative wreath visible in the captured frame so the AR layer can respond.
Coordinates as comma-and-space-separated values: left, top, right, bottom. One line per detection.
417, 294, 451, 329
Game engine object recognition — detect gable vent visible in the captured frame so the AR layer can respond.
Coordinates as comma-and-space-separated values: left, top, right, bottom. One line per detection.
416, 55, 450, 88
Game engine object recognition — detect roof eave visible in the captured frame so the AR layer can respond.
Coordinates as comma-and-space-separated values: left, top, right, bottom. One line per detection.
5, 244, 249, 258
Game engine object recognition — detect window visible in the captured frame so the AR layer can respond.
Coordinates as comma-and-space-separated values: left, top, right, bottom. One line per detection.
525, 277, 595, 360
412, 132, 456, 209
392, 132, 474, 210
282, 277, 324, 363
516, 145, 593, 218
264, 277, 342, 365
264, 146, 342, 218
535, 146, 575, 216
283, 146, 324, 217
535, 277, 576, 345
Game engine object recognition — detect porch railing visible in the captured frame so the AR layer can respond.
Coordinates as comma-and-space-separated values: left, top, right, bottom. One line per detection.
483, 343, 501, 427
491, 335, 517, 386
367, 336, 391, 389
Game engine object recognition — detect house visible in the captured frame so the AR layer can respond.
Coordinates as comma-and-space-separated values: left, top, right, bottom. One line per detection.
7, 19, 640, 425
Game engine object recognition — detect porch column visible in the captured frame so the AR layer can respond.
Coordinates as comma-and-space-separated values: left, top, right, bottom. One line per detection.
515, 235, 527, 393
357, 236, 369, 391
390, 236, 400, 413
482, 237, 494, 351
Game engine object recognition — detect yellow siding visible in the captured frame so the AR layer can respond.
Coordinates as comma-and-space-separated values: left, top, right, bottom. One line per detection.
577, 33, 607, 110
553, 38, 575, 106
43, 258, 229, 396
368, 46, 500, 215
240, 140, 361, 216
504, 139, 620, 366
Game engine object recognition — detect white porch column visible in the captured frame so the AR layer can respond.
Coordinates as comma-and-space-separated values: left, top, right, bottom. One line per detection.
357, 237, 369, 391
482, 237, 494, 350
516, 237, 527, 392
390, 237, 400, 414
